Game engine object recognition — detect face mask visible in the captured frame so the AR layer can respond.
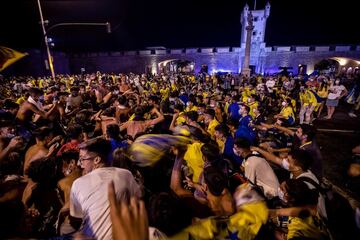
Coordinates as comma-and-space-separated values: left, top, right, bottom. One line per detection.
233, 147, 240, 156
335, 80, 340, 85
65, 168, 72, 176
281, 101, 287, 106
281, 158, 290, 170
210, 104, 215, 108
6, 133, 16, 139
248, 98, 252, 103
186, 102, 191, 107
278, 187, 287, 203
113, 90, 119, 95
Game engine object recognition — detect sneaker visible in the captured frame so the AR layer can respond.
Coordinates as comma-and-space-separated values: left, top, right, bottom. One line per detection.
348, 112, 357, 118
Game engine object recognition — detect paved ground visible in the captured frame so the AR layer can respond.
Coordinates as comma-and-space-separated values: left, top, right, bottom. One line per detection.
313, 102, 360, 202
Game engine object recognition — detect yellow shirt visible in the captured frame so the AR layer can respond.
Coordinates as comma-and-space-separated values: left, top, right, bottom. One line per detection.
280, 106, 295, 120
185, 105, 198, 112
207, 118, 220, 138
287, 215, 329, 240
248, 101, 259, 118
317, 87, 328, 98
160, 87, 170, 100
183, 142, 204, 183
176, 112, 186, 125
16, 96, 26, 105
224, 102, 230, 115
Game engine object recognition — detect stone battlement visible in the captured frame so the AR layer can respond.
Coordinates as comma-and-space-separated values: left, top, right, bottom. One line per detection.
70, 45, 360, 58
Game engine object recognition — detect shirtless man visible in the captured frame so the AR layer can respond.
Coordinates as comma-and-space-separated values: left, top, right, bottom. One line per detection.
23, 126, 53, 174
16, 87, 57, 124
47, 92, 69, 122
120, 106, 164, 140
119, 75, 130, 93
22, 127, 59, 205
57, 150, 82, 235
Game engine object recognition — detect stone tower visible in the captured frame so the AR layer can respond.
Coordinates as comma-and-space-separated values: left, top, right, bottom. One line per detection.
240, 2, 271, 74
240, 2, 270, 46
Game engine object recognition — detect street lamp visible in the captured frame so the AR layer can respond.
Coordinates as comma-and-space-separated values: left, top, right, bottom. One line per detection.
36, 0, 111, 79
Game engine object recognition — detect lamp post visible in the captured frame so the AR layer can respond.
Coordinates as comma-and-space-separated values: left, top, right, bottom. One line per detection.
37, 0, 55, 79
36, 0, 111, 79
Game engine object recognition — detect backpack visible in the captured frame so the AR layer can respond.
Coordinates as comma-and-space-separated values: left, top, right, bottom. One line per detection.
299, 177, 359, 239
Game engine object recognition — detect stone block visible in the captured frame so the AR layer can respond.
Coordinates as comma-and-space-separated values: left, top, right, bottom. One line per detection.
296, 46, 310, 52
139, 50, 151, 55
276, 46, 291, 52
124, 51, 137, 56
186, 48, 198, 54
335, 46, 351, 52
216, 47, 230, 53
315, 46, 330, 52
170, 49, 183, 54
155, 50, 167, 54
201, 48, 214, 53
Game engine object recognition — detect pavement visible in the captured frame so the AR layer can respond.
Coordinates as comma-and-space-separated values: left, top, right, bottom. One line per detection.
312, 102, 360, 205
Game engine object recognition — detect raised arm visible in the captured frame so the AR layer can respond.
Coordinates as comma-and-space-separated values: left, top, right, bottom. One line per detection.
169, 112, 179, 132
146, 107, 164, 126
250, 146, 283, 166
170, 149, 193, 197
273, 124, 295, 136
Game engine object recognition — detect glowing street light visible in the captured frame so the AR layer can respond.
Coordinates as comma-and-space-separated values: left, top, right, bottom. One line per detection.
36, 0, 111, 79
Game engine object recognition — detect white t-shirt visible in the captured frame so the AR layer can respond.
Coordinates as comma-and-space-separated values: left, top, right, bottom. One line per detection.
242, 154, 280, 199
70, 167, 142, 240
327, 85, 346, 100
294, 170, 327, 219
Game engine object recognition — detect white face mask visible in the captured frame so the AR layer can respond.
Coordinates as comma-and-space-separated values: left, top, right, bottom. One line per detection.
281, 158, 290, 170
233, 147, 240, 156
281, 101, 287, 107
278, 187, 287, 203
65, 168, 72, 176
6, 133, 16, 139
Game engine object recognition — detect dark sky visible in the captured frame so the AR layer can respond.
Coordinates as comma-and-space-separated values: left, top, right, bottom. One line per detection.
1, 0, 359, 52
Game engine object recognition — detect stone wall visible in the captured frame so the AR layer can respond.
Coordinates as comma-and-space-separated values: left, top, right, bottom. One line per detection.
4, 45, 360, 76
68, 45, 360, 75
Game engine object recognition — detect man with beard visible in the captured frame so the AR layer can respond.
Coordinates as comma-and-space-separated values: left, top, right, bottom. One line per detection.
272, 124, 323, 179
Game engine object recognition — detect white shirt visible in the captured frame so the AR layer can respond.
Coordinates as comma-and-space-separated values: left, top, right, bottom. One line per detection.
242, 154, 280, 199
294, 170, 327, 219
70, 167, 142, 240
327, 85, 346, 100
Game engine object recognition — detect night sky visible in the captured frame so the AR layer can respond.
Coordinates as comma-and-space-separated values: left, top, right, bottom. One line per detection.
1, 0, 359, 52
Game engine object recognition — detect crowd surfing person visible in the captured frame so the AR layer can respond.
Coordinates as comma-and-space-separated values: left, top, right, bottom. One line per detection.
0, 71, 359, 240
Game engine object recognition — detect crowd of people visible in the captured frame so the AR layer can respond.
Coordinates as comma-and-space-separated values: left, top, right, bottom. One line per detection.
0, 70, 360, 240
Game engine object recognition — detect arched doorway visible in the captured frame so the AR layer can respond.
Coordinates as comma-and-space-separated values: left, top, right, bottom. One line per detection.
158, 59, 195, 74
314, 57, 360, 75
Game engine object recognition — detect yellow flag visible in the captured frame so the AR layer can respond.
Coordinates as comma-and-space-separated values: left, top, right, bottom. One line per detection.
0, 46, 28, 72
